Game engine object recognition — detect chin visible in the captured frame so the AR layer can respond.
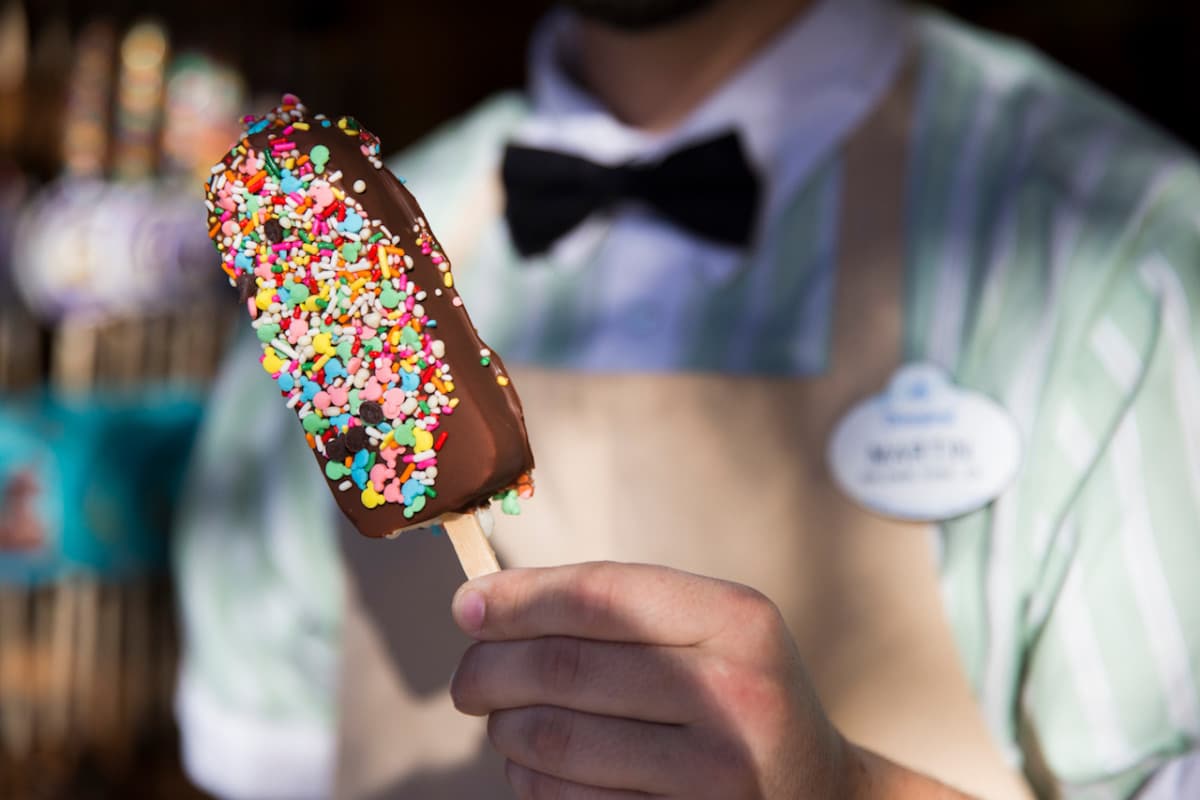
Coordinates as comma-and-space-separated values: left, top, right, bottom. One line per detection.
559, 0, 722, 31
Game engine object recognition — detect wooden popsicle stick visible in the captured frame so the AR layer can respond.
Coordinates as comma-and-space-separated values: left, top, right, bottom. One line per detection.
441, 512, 501, 580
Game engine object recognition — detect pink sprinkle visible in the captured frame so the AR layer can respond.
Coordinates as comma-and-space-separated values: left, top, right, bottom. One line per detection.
283, 125, 295, 135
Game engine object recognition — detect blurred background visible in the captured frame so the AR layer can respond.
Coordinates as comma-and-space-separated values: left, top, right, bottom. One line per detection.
0, 1, 1195, 797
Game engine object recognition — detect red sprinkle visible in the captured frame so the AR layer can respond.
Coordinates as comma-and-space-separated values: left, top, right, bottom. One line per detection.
434, 431, 448, 451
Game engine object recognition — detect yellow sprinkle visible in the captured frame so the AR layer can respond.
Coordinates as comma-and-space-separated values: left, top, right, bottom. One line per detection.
293, 122, 310, 130
332, 187, 345, 201
414, 429, 433, 452
313, 352, 331, 372
496, 375, 510, 386
255, 288, 273, 311
443, 272, 453, 288
302, 243, 318, 255
448, 398, 460, 408
312, 332, 333, 354
262, 348, 284, 374
389, 329, 402, 346
285, 158, 296, 170
349, 278, 367, 292
381, 432, 395, 448
443, 381, 454, 392
377, 246, 390, 279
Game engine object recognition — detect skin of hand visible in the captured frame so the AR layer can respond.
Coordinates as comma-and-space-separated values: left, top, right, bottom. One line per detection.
450, 562, 972, 799
0, 469, 45, 552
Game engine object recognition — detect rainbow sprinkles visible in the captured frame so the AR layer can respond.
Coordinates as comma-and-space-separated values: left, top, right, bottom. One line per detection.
203, 94, 531, 520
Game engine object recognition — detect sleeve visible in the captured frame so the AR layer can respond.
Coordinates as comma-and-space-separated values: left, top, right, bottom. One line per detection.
1016, 165, 1200, 799
172, 329, 344, 800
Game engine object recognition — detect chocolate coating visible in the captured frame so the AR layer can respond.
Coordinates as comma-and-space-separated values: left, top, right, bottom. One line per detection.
223, 107, 533, 536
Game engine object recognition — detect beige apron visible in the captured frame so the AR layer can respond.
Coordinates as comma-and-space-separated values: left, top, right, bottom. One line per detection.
335, 67, 1033, 799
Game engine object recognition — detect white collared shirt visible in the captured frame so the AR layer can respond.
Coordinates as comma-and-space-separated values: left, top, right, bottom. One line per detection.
513, 0, 909, 282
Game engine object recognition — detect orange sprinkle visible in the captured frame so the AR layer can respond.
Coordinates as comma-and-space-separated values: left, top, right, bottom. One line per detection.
208, 222, 221, 238
297, 155, 310, 166
306, 434, 315, 448
398, 463, 415, 483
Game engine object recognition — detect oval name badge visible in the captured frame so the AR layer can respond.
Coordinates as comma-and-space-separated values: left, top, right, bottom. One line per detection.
827, 362, 1022, 522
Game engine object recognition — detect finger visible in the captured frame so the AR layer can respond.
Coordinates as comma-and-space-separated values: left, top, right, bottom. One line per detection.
453, 561, 750, 645
452, 637, 705, 723
506, 761, 660, 800
489, 705, 689, 794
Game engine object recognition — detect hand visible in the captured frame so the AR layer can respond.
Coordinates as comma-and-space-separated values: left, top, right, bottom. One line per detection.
449, 562, 851, 799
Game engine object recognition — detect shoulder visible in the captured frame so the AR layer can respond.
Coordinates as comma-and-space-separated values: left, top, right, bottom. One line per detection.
906, 10, 1200, 369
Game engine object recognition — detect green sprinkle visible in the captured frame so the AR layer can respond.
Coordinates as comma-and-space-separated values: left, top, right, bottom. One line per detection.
480, 356, 491, 367
325, 461, 350, 480
393, 422, 416, 447
368, 232, 384, 243
302, 414, 328, 434
402, 494, 426, 519
256, 323, 280, 343
418, 401, 430, 414
263, 151, 281, 177
271, 264, 284, 274
348, 389, 362, 414
362, 337, 381, 353
317, 241, 336, 251
309, 144, 330, 172
336, 340, 353, 360
380, 285, 401, 309
342, 242, 361, 262
424, 487, 437, 498
400, 327, 420, 347
500, 489, 521, 516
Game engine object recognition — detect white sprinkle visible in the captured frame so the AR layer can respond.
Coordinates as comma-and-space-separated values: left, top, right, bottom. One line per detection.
338, 480, 352, 491
431, 340, 445, 359
400, 397, 418, 415
286, 394, 301, 409
413, 450, 436, 463
353, 179, 366, 193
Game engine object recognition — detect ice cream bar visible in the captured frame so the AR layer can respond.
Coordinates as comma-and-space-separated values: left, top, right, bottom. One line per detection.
204, 95, 533, 565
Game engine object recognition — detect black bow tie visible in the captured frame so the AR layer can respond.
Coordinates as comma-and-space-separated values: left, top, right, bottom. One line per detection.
501, 131, 761, 257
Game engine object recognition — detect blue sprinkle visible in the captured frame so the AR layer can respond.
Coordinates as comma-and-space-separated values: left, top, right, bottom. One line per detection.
401, 478, 423, 502
247, 119, 268, 134
329, 413, 351, 430
324, 358, 346, 380
377, 422, 392, 433
352, 449, 370, 469
235, 252, 252, 271
426, 320, 437, 327
400, 371, 419, 392
277, 373, 295, 392
280, 170, 302, 194
351, 468, 368, 490
321, 119, 331, 127
337, 210, 363, 234
300, 379, 320, 402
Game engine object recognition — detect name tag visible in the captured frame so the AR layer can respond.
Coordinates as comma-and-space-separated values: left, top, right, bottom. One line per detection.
827, 362, 1021, 522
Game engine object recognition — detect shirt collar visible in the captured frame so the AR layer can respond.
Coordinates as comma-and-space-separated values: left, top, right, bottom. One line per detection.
518, 0, 909, 182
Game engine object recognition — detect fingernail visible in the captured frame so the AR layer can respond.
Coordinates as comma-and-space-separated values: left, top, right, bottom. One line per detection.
454, 589, 486, 635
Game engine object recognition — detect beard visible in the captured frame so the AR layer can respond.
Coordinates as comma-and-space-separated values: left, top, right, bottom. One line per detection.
559, 0, 722, 31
